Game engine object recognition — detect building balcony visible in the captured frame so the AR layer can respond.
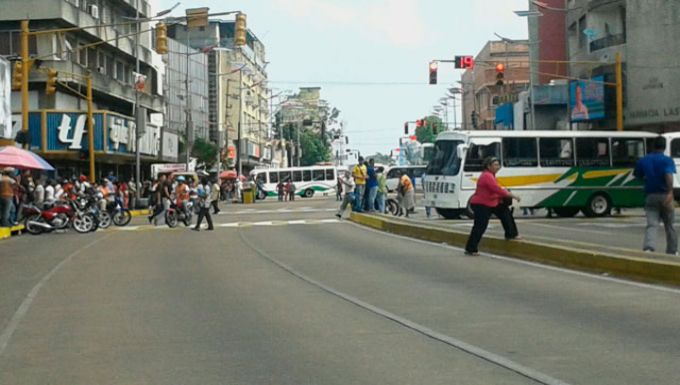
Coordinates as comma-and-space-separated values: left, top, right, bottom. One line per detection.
590, 33, 626, 52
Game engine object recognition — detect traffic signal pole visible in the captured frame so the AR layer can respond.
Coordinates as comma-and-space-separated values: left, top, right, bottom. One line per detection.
20, 20, 29, 149
86, 74, 95, 183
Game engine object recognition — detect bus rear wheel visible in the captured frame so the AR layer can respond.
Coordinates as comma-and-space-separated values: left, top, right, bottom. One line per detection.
553, 207, 580, 218
435, 208, 462, 220
582, 193, 611, 217
304, 189, 314, 198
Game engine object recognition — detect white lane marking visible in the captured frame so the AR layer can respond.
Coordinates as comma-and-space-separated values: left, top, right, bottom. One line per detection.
288, 220, 307, 225
317, 219, 340, 224
0, 234, 113, 357
349, 222, 680, 295
220, 223, 241, 228
238, 231, 572, 385
521, 221, 612, 235
253, 221, 274, 226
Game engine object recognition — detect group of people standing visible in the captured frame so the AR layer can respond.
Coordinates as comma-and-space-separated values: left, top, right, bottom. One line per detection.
147, 174, 220, 231
276, 180, 297, 202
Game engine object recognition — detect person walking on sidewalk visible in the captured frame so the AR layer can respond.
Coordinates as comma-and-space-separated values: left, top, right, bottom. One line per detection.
210, 179, 221, 214
465, 157, 522, 256
193, 178, 214, 231
396, 170, 415, 217
376, 168, 387, 213
336, 170, 356, 219
366, 159, 378, 212
634, 137, 678, 255
0, 168, 16, 227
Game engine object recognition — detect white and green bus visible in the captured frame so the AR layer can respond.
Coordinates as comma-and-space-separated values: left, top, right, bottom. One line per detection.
423, 130, 666, 219
251, 166, 338, 199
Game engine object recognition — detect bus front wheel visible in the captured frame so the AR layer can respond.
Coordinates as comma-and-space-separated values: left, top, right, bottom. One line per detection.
582, 193, 611, 217
304, 189, 314, 198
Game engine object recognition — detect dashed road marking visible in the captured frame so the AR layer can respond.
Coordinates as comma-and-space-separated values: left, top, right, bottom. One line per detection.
107, 219, 341, 232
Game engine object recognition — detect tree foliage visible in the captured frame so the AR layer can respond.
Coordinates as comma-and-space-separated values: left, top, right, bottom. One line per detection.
191, 138, 218, 168
300, 130, 330, 166
415, 115, 444, 144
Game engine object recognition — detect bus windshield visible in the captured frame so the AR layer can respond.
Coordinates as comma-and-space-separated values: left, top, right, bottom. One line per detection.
426, 140, 463, 176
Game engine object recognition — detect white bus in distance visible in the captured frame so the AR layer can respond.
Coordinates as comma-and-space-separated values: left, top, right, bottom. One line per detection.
250, 166, 339, 199
423, 130, 664, 219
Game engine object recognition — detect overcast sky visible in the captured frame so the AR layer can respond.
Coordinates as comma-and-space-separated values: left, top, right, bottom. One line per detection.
158, 0, 530, 155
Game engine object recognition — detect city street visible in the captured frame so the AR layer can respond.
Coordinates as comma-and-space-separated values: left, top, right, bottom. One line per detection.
2, 197, 680, 385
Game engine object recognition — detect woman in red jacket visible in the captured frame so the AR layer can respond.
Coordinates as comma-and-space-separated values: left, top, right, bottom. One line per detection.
465, 157, 522, 256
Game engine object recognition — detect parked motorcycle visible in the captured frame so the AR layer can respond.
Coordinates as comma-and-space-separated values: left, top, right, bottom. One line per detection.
23, 200, 96, 234
107, 196, 132, 226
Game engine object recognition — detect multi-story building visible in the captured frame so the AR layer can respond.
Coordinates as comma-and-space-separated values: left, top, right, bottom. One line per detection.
566, 0, 680, 132
163, 37, 209, 163
168, 19, 270, 172
460, 41, 530, 130
0, 0, 164, 178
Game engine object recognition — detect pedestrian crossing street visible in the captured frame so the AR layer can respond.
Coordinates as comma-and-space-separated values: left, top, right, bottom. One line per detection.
107, 218, 341, 232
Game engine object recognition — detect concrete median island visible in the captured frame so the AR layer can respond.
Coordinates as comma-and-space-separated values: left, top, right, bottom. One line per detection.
350, 212, 680, 287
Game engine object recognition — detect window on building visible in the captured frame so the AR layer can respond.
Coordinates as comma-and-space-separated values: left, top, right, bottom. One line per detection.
105, 55, 114, 77
87, 47, 98, 70
579, 15, 587, 49
464, 143, 501, 172
612, 138, 644, 167
539, 138, 574, 167
79, 44, 87, 66
576, 138, 610, 167
503, 138, 538, 167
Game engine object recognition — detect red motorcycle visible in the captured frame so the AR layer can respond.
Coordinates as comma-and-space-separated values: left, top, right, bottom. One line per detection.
22, 200, 95, 234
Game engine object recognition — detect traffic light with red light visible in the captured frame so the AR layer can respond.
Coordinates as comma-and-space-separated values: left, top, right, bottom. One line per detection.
495, 63, 505, 86
429, 61, 438, 85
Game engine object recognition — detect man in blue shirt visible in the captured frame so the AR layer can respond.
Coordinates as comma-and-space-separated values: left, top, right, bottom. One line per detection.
634, 137, 677, 254
366, 159, 379, 212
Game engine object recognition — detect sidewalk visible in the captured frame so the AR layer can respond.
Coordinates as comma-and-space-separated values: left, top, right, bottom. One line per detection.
350, 211, 680, 287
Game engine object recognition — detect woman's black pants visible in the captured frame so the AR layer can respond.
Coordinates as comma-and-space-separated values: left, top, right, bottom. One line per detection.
465, 204, 519, 253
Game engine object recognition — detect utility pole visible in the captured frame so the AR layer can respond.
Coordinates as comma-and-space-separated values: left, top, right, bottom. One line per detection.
237, 67, 243, 176
134, 0, 141, 198
20, 20, 29, 150
185, 28, 193, 170
86, 73, 95, 183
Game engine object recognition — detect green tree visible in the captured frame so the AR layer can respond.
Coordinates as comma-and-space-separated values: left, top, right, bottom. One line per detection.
415, 115, 444, 144
300, 129, 330, 166
191, 138, 218, 168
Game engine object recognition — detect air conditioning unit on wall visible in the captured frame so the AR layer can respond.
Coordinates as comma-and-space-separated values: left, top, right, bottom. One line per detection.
89, 4, 99, 19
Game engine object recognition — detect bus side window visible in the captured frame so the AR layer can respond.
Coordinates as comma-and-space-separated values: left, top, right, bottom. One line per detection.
576, 138, 610, 167
671, 139, 680, 158
464, 143, 500, 172
612, 138, 644, 167
539, 138, 574, 167
303, 170, 312, 182
313, 169, 324, 181
293, 171, 303, 182
269, 172, 279, 184
503, 138, 538, 167
325, 168, 335, 180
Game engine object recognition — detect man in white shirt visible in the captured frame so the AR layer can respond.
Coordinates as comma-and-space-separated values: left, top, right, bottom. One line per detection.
336, 170, 356, 219
34, 180, 45, 207
44, 180, 55, 203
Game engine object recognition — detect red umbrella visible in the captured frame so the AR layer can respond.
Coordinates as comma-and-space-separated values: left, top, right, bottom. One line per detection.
220, 170, 238, 179
0, 146, 55, 171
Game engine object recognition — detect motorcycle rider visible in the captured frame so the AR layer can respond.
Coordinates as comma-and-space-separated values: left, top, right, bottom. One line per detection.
175, 176, 191, 220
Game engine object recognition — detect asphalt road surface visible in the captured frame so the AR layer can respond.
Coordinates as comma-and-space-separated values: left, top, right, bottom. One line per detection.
1, 197, 680, 384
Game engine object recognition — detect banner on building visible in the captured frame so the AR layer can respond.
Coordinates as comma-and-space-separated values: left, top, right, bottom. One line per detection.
25, 110, 160, 156
0, 58, 11, 139
569, 76, 605, 122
